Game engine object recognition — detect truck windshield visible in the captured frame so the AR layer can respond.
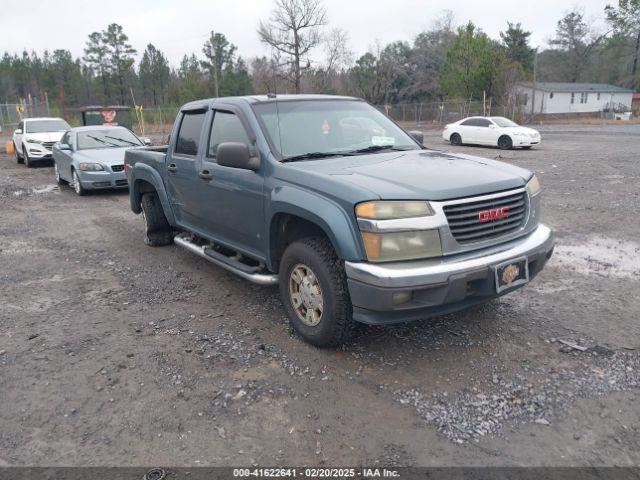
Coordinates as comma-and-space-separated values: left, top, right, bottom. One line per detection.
77, 128, 142, 150
25, 119, 70, 133
252, 100, 420, 160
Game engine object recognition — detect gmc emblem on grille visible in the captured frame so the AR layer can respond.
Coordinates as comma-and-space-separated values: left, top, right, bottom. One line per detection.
478, 207, 510, 223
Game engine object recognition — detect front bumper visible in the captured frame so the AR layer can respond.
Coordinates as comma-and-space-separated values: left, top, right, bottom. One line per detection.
514, 136, 541, 147
77, 170, 128, 190
345, 224, 554, 324
26, 145, 53, 159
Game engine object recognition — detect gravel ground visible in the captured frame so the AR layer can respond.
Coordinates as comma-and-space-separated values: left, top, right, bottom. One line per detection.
0, 124, 638, 466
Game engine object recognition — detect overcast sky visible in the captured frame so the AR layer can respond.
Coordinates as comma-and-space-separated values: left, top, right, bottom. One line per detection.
1, 0, 612, 67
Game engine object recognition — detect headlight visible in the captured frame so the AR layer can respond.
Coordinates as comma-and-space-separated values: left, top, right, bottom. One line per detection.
526, 175, 541, 196
355, 201, 434, 220
361, 230, 442, 262
24, 137, 42, 144
78, 162, 104, 171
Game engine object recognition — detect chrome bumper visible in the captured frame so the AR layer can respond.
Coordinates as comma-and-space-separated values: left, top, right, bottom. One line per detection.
345, 224, 554, 324
345, 224, 554, 288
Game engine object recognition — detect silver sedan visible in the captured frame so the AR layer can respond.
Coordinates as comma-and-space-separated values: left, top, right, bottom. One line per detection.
52, 126, 150, 195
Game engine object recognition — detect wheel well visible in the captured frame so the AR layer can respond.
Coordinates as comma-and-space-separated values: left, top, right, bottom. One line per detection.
450, 132, 460, 141
270, 214, 334, 272
498, 134, 511, 142
134, 179, 157, 206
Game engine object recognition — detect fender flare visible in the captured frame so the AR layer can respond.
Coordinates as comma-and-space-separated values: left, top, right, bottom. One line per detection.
130, 163, 176, 226
267, 187, 364, 270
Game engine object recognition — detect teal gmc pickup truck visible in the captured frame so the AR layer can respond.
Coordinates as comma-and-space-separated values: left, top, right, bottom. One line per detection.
124, 95, 554, 347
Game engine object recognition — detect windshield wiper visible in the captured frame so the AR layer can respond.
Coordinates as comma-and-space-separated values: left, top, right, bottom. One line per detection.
346, 145, 414, 155
87, 135, 120, 148
105, 135, 139, 146
282, 151, 353, 163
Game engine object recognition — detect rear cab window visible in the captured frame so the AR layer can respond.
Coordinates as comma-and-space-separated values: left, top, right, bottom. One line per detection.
175, 111, 206, 156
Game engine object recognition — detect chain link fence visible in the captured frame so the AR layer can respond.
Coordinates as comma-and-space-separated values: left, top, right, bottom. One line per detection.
0, 100, 51, 135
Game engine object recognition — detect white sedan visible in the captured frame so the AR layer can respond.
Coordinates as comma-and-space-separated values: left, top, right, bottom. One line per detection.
442, 116, 541, 150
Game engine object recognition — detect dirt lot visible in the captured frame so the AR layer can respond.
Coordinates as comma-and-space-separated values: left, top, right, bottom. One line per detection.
0, 124, 639, 467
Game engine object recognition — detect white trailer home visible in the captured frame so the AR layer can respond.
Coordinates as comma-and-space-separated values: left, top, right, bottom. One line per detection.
514, 82, 634, 115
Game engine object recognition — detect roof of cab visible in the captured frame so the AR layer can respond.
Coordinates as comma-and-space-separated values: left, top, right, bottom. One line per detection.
180, 94, 362, 111
23, 117, 67, 122
70, 125, 130, 132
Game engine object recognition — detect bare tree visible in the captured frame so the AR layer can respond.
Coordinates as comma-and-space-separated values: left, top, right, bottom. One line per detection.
549, 9, 608, 82
257, 0, 327, 93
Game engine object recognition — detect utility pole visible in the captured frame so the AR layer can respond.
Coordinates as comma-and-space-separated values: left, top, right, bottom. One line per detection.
530, 48, 538, 123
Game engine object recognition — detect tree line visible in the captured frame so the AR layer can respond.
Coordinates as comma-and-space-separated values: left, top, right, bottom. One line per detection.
0, 0, 638, 112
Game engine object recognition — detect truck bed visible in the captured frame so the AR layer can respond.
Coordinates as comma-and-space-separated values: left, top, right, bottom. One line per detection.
125, 145, 168, 168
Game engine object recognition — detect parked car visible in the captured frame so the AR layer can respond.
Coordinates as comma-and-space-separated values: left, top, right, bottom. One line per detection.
12, 117, 71, 167
125, 95, 554, 347
52, 126, 149, 196
443, 116, 541, 150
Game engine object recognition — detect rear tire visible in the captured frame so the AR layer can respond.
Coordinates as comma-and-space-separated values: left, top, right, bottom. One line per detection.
15, 143, 23, 164
279, 237, 354, 348
141, 192, 173, 246
450, 133, 462, 146
498, 135, 513, 150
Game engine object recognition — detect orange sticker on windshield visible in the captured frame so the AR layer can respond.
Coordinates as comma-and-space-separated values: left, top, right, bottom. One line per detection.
322, 119, 330, 135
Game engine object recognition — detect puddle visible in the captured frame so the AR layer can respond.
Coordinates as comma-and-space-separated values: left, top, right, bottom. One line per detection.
0, 240, 46, 255
552, 236, 640, 279
1, 184, 59, 198
32, 184, 59, 195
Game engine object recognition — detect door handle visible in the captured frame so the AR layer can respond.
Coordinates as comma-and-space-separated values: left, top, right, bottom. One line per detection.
198, 169, 213, 181
167, 163, 177, 173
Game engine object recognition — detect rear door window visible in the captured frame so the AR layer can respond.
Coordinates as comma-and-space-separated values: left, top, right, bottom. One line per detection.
207, 111, 251, 159
175, 111, 206, 156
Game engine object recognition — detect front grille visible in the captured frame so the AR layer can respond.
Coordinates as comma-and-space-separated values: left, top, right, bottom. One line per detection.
111, 165, 124, 172
443, 190, 527, 244
42, 141, 56, 150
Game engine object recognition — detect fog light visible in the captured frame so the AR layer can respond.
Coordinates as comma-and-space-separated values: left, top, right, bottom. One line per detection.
392, 291, 412, 305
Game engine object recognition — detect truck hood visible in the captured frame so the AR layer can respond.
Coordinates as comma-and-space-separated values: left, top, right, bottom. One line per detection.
73, 147, 129, 165
284, 150, 532, 201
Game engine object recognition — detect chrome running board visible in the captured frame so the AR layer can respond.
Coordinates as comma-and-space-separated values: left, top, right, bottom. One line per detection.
173, 235, 278, 286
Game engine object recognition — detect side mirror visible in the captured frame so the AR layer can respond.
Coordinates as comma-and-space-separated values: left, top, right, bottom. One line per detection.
141, 137, 152, 146
217, 142, 259, 171
409, 130, 424, 145
489, 124, 497, 129
14, 128, 23, 135
57, 143, 71, 151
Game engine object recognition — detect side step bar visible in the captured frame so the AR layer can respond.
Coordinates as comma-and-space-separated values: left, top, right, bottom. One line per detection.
173, 235, 279, 286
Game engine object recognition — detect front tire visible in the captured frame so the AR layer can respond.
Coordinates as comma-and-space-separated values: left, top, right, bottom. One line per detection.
23, 148, 31, 168
54, 163, 68, 185
450, 133, 462, 146
14, 143, 23, 164
140, 192, 173, 246
279, 237, 354, 348
72, 170, 86, 196
498, 135, 513, 150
